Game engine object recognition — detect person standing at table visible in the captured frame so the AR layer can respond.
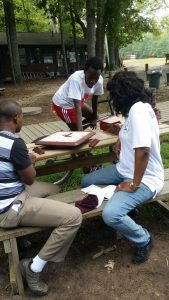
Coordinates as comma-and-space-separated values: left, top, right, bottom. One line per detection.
0, 99, 82, 296
52, 56, 104, 131
81, 71, 164, 264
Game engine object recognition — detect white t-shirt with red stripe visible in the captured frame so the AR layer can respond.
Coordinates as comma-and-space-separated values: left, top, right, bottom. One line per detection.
52, 70, 104, 109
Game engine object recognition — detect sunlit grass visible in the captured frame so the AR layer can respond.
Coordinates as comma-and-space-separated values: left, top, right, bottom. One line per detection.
124, 58, 165, 65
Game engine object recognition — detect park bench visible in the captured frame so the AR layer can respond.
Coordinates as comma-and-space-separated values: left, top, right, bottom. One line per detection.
0, 168, 169, 295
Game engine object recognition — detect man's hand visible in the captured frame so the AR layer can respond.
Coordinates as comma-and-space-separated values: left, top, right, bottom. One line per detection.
115, 181, 134, 193
90, 118, 97, 129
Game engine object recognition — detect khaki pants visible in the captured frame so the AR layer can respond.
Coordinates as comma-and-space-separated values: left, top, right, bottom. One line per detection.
0, 181, 82, 262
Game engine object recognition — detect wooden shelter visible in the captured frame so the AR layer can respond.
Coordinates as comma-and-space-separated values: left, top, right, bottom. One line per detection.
0, 32, 87, 82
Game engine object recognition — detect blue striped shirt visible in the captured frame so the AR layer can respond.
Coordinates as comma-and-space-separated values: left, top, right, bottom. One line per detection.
0, 131, 31, 209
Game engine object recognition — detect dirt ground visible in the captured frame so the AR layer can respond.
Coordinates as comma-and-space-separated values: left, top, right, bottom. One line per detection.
0, 59, 169, 299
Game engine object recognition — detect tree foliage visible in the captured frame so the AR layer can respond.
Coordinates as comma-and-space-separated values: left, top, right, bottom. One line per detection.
120, 31, 169, 58
1, 0, 168, 75
0, 0, 50, 31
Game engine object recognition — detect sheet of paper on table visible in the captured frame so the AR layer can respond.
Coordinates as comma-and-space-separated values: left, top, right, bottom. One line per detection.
81, 184, 116, 208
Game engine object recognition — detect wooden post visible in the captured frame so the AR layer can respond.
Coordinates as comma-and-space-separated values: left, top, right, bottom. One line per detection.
145, 64, 149, 72
145, 64, 149, 81
3, 238, 24, 295
166, 73, 169, 86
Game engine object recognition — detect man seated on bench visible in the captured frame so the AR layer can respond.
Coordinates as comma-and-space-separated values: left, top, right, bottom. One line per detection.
0, 99, 82, 296
82, 71, 164, 265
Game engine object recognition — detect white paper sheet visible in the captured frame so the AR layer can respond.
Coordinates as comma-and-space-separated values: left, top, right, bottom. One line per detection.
81, 184, 116, 208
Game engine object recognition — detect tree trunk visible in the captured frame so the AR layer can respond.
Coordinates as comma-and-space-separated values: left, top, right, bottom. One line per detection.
69, 1, 79, 69
108, 38, 115, 70
96, 0, 106, 61
3, 0, 22, 84
58, 0, 68, 76
114, 46, 121, 68
108, 37, 121, 70
86, 0, 96, 58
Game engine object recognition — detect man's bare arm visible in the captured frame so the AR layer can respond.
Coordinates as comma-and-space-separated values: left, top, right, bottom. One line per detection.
74, 99, 83, 131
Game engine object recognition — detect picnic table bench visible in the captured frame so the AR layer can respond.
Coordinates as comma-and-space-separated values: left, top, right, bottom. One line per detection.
0, 168, 169, 295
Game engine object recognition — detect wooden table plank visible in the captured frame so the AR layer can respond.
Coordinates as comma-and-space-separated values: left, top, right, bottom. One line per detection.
38, 122, 66, 133
35, 152, 115, 176
28, 123, 53, 136
20, 126, 40, 143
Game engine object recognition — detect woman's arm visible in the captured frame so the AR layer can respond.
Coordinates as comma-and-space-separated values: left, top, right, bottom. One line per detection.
114, 138, 121, 160
116, 147, 149, 192
132, 147, 150, 189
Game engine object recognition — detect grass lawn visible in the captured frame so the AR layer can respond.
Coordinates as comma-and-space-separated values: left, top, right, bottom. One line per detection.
38, 134, 169, 192
124, 58, 165, 65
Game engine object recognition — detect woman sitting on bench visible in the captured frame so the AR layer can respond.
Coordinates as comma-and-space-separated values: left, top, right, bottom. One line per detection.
81, 71, 164, 265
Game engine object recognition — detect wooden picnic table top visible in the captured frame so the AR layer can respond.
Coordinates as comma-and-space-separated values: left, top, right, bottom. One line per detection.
17, 107, 169, 177
19, 120, 68, 144
19, 100, 169, 145
24, 121, 169, 177
19, 107, 169, 145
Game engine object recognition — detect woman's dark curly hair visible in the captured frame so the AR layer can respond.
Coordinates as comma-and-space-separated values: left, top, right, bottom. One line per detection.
107, 71, 152, 117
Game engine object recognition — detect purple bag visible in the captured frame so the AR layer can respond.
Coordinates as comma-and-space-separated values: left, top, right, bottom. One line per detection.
75, 194, 98, 214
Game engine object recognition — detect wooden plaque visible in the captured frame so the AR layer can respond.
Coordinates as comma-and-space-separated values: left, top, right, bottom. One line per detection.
35, 131, 95, 147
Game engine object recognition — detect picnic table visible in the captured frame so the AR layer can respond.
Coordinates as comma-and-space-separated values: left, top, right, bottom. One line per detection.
28, 129, 117, 176
2, 120, 169, 296
26, 121, 169, 177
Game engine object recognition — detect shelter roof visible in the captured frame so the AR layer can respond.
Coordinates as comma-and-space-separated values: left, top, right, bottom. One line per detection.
0, 32, 86, 46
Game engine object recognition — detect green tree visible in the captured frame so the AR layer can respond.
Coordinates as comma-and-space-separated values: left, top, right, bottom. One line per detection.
103, 0, 161, 69
0, 0, 50, 32
95, 0, 107, 60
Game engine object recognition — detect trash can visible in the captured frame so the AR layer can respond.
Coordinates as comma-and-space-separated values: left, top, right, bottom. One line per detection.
147, 71, 162, 89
